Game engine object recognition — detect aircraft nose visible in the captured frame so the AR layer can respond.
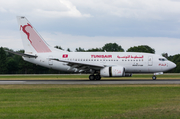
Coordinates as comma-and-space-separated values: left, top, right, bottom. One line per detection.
170, 62, 176, 69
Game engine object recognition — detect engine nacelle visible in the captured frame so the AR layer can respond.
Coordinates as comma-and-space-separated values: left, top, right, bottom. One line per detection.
100, 66, 125, 77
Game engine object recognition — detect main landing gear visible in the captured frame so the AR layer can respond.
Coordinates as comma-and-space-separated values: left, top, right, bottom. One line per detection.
89, 74, 101, 80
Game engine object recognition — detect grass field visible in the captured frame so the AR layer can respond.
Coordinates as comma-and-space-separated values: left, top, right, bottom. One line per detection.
0, 73, 180, 80
0, 74, 180, 118
0, 85, 180, 119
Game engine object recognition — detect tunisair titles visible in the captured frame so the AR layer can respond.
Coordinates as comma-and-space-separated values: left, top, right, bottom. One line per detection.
62, 54, 144, 59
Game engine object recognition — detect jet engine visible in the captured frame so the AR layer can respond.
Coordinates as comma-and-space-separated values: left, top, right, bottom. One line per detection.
100, 66, 125, 77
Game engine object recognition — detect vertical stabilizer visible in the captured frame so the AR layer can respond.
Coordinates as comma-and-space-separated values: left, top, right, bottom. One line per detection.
17, 16, 52, 54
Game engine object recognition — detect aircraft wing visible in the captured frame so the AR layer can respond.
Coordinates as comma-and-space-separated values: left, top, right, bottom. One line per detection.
50, 58, 105, 72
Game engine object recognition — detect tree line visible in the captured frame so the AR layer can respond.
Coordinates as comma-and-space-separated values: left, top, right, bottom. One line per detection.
0, 43, 179, 74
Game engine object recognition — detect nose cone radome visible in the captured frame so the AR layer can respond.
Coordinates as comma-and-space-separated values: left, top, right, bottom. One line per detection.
170, 62, 176, 70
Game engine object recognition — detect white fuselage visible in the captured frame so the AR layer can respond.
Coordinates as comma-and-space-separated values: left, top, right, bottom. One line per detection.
23, 51, 176, 74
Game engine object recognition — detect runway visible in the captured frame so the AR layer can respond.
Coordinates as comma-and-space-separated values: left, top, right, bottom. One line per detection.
1, 79, 180, 85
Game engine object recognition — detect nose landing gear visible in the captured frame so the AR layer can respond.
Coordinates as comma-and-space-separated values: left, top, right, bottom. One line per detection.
152, 75, 156, 80
152, 72, 163, 80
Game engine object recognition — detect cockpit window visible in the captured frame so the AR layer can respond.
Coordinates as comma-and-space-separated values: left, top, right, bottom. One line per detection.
159, 58, 167, 61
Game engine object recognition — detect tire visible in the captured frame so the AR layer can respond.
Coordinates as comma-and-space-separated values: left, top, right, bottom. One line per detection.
89, 75, 95, 80
95, 75, 101, 80
152, 76, 156, 80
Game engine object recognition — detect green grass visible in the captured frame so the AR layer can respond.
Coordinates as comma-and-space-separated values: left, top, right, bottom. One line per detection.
0, 73, 180, 80
0, 85, 180, 119
0, 74, 89, 80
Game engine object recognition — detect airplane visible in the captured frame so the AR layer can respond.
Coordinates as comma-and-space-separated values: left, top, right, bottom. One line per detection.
7, 16, 176, 80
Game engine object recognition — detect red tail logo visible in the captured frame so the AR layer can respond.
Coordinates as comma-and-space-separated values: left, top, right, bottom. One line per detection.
20, 24, 51, 53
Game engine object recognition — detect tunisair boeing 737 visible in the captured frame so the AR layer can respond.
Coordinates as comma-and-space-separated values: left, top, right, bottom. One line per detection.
7, 16, 176, 80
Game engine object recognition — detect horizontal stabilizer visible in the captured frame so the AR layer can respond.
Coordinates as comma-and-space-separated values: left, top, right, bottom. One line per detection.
5, 50, 37, 58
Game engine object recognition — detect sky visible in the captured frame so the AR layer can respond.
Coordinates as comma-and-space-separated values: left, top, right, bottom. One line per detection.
0, 0, 180, 55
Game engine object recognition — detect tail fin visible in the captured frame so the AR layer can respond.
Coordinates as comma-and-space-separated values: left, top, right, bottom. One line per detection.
17, 16, 52, 54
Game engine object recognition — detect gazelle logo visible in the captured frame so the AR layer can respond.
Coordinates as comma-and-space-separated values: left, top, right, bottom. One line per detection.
20, 23, 51, 53
20, 23, 32, 43
113, 69, 121, 75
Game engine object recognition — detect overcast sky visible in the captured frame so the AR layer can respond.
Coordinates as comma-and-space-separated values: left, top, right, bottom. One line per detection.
1, 0, 180, 55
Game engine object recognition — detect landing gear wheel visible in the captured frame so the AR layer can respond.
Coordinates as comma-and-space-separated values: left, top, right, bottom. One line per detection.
152, 75, 156, 80
89, 75, 95, 80
95, 75, 101, 80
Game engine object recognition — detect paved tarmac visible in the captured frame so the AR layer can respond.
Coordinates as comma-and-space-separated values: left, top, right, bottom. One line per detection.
1, 79, 180, 85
